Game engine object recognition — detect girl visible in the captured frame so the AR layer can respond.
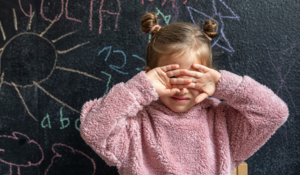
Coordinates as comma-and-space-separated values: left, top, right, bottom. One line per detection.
80, 13, 289, 175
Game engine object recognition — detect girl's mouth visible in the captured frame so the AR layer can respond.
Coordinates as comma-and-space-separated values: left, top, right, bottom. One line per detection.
171, 96, 190, 103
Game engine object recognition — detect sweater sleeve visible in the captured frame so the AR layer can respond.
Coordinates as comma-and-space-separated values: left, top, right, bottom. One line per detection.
212, 70, 289, 165
80, 71, 158, 167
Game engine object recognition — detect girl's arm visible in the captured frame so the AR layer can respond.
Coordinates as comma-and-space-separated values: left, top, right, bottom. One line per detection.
212, 70, 289, 166
80, 71, 158, 167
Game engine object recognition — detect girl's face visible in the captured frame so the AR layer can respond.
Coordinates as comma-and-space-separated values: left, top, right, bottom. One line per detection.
156, 51, 204, 113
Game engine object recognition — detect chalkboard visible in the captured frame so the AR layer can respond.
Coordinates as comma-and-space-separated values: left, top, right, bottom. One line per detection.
0, 0, 299, 174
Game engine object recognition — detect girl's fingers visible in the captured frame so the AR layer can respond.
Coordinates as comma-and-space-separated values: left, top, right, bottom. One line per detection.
160, 64, 180, 72
167, 70, 204, 79
162, 88, 180, 96
171, 84, 192, 89
194, 93, 208, 104
169, 77, 192, 85
192, 64, 210, 73
166, 69, 189, 77
185, 82, 197, 89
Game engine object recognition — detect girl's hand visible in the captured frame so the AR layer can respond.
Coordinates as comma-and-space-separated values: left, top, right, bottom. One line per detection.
167, 64, 221, 103
146, 64, 192, 97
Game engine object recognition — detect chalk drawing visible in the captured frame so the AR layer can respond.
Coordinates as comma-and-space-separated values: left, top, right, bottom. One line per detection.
13, 9, 18, 31
187, 0, 239, 52
0, 20, 5, 41
0, 9, 104, 121
142, 0, 199, 8
156, 7, 171, 25
0, 132, 44, 175
0, 73, 4, 90
264, 36, 299, 113
45, 143, 96, 175
27, 11, 35, 30
148, 7, 172, 42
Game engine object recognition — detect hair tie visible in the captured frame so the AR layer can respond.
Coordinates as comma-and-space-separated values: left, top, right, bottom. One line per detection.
149, 25, 160, 34
204, 33, 212, 41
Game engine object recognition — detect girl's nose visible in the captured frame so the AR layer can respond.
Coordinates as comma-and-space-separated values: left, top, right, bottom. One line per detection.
177, 88, 189, 95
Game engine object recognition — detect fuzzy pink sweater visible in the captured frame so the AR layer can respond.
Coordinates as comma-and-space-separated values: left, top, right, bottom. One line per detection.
80, 70, 289, 175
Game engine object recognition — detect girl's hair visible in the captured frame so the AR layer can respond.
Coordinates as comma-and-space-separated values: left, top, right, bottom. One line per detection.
141, 12, 218, 69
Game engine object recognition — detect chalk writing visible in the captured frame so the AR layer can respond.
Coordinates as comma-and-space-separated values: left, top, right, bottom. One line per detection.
101, 71, 112, 94
18, 0, 33, 17
98, 46, 128, 74
40, 108, 80, 130
98, 46, 146, 75
41, 113, 52, 129
59, 107, 70, 129
45, 143, 96, 175
75, 118, 80, 131
40, 0, 81, 23
132, 55, 146, 71
18, 0, 120, 34
187, 0, 239, 52
98, 0, 121, 34
0, 132, 44, 175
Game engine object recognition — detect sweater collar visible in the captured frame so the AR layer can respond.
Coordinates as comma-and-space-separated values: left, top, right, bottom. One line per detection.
148, 98, 215, 118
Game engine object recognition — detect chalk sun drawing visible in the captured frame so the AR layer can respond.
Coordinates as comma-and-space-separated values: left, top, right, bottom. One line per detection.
187, 0, 239, 52
0, 9, 103, 121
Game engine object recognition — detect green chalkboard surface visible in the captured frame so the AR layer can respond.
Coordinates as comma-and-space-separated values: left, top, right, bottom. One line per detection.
0, 0, 299, 174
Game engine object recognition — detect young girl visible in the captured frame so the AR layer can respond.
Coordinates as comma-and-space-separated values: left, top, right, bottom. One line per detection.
80, 13, 289, 175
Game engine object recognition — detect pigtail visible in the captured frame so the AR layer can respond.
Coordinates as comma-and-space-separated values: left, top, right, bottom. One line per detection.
203, 20, 218, 40
141, 12, 162, 36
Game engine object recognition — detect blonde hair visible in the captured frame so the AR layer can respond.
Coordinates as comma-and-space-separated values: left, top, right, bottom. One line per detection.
141, 12, 217, 69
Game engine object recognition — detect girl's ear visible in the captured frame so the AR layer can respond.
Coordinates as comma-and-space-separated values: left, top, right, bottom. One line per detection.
145, 67, 150, 73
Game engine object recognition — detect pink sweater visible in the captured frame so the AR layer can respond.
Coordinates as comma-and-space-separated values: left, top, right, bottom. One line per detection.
80, 70, 289, 175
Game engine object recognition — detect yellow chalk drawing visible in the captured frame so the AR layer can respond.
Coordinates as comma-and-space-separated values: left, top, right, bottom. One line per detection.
0, 9, 102, 121
11, 82, 37, 121
0, 73, 4, 90
0, 20, 5, 41
27, 11, 35, 30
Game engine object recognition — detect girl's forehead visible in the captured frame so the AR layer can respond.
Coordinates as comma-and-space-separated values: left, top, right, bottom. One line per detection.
157, 52, 202, 68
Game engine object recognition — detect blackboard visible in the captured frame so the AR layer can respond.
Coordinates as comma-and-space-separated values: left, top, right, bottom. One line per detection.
0, 0, 299, 174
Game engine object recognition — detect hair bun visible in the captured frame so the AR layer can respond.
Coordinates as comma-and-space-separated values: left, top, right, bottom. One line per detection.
203, 20, 218, 39
141, 13, 161, 35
